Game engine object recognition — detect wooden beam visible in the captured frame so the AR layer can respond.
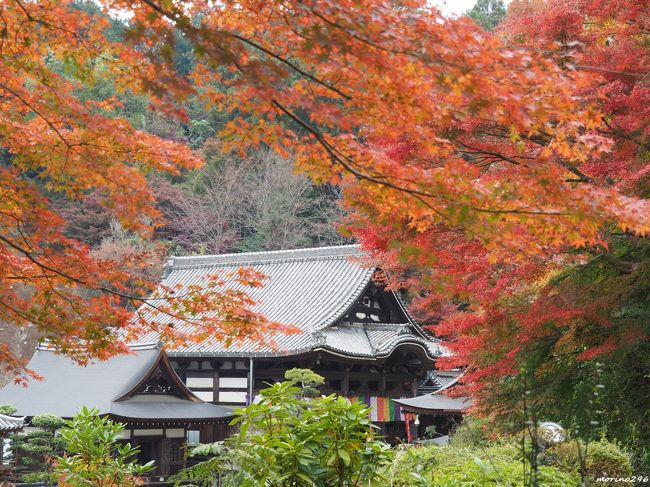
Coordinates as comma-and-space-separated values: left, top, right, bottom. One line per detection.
212, 369, 220, 403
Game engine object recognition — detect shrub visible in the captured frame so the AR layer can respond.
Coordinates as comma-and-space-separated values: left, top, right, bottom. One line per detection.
11, 413, 65, 481
31, 414, 65, 432
586, 439, 633, 480
20, 471, 52, 483
0, 404, 17, 415
449, 417, 499, 448
174, 375, 394, 487
384, 443, 578, 486
545, 438, 632, 484
54, 407, 154, 487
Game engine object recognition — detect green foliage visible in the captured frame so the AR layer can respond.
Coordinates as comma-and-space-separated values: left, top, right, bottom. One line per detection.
174, 379, 393, 486
11, 413, 65, 481
466, 0, 506, 31
20, 471, 52, 483
231, 381, 394, 486
544, 438, 633, 483
170, 442, 229, 486
384, 443, 577, 486
31, 414, 66, 432
53, 406, 154, 486
284, 367, 325, 398
0, 404, 17, 415
448, 417, 496, 448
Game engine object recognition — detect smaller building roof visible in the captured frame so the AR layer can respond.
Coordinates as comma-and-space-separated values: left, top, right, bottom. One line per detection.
397, 370, 470, 414
0, 346, 232, 422
393, 394, 472, 414
0, 414, 24, 433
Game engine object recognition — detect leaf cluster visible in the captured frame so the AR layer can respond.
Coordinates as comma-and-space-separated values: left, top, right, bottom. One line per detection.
53, 406, 154, 487
175, 378, 393, 486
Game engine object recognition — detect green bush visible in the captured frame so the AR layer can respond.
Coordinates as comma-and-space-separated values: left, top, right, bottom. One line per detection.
449, 417, 500, 448
586, 439, 633, 480
54, 406, 154, 486
384, 443, 578, 486
174, 373, 394, 487
20, 471, 52, 483
544, 438, 632, 484
0, 404, 17, 415
31, 414, 66, 432
12, 413, 65, 481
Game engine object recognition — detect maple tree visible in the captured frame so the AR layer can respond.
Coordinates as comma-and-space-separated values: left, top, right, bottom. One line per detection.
2, 0, 648, 446
353, 0, 649, 461
0, 0, 290, 382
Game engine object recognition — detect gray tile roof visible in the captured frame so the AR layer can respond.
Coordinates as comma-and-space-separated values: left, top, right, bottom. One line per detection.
134, 245, 447, 360
0, 345, 161, 417
393, 393, 472, 414
0, 414, 24, 433
0, 346, 231, 420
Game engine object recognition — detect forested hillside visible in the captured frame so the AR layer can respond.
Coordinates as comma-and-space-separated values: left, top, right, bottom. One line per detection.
51, 3, 346, 259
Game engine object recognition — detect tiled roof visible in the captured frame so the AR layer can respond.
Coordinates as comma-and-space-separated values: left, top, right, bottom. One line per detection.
0, 346, 232, 420
134, 245, 448, 360
435, 370, 462, 392
0, 414, 24, 433
393, 393, 472, 414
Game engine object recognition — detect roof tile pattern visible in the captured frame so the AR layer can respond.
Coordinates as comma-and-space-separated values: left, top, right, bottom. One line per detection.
134, 245, 447, 360
0, 346, 232, 420
0, 414, 24, 433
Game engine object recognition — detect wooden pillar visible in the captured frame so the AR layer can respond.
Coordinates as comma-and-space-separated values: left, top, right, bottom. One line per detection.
248, 357, 254, 404
342, 366, 351, 396
411, 377, 418, 397
212, 368, 220, 404
160, 438, 171, 476
379, 368, 387, 394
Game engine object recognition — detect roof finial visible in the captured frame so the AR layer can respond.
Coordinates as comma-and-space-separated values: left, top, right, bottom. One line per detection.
162, 258, 174, 279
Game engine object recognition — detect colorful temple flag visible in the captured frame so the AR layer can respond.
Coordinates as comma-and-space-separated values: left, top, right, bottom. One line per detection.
348, 396, 406, 422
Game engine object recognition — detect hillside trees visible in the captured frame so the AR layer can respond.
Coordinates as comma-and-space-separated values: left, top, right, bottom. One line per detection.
466, 0, 507, 31
164, 146, 345, 254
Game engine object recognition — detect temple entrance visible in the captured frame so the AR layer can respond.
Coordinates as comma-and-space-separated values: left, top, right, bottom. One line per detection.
133, 438, 160, 475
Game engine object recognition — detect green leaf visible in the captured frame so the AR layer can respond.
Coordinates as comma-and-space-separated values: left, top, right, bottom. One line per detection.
338, 449, 351, 467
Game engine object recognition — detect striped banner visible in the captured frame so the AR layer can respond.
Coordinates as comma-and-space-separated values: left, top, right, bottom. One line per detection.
348, 396, 406, 422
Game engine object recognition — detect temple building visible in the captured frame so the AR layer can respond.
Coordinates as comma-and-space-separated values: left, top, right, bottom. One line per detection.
0, 344, 232, 480
0, 245, 453, 483
134, 245, 449, 440
395, 370, 472, 442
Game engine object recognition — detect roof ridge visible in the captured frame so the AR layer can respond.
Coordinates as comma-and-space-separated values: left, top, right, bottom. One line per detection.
167, 244, 362, 270
36, 342, 160, 352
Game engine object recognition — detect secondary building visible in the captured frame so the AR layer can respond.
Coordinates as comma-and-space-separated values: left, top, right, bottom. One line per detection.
0, 344, 232, 481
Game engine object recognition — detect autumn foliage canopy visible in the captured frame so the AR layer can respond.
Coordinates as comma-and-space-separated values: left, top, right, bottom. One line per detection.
1, 0, 648, 430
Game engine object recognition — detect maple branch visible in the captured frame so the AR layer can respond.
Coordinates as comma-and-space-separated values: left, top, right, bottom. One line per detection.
473, 208, 569, 216
138, 0, 352, 101
0, 233, 148, 305
270, 99, 440, 203
306, 5, 484, 77
270, 100, 559, 245
454, 139, 524, 167
0, 81, 72, 149
556, 160, 594, 184
229, 34, 353, 101
0, 232, 270, 338
575, 65, 649, 78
